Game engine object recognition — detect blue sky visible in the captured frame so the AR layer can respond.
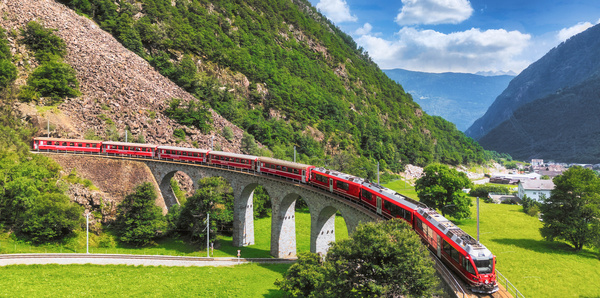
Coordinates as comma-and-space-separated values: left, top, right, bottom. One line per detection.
307, 0, 600, 74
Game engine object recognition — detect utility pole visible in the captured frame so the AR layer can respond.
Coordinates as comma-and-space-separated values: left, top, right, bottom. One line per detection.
47, 119, 49, 137
85, 212, 91, 254
206, 212, 210, 258
125, 130, 128, 143
377, 162, 380, 185
294, 146, 296, 163
211, 136, 214, 151
477, 197, 480, 243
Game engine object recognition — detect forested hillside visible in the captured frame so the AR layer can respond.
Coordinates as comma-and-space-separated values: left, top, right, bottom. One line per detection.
466, 24, 600, 140
383, 69, 513, 131
478, 73, 600, 163
55, 0, 494, 172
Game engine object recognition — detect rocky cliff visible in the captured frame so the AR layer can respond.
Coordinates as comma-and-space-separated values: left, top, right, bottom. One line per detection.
0, 0, 245, 151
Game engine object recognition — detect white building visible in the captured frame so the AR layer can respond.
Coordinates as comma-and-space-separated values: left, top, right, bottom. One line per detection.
517, 180, 555, 202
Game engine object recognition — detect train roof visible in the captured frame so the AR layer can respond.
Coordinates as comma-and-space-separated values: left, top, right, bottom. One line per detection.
258, 157, 313, 170
157, 145, 209, 153
103, 141, 158, 148
209, 151, 257, 160
416, 208, 493, 260
312, 167, 365, 184
34, 137, 103, 143
362, 182, 425, 210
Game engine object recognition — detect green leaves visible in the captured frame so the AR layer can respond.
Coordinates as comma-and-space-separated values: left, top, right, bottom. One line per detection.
540, 166, 600, 251
114, 182, 167, 246
18, 21, 80, 104
276, 219, 438, 297
164, 98, 213, 134
415, 163, 473, 219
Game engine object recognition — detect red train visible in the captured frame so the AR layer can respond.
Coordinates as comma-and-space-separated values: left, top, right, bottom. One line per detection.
32, 136, 498, 293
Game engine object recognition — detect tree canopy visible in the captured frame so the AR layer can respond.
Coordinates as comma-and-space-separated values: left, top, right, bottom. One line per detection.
415, 163, 472, 219
540, 166, 600, 251
114, 182, 167, 246
276, 219, 438, 297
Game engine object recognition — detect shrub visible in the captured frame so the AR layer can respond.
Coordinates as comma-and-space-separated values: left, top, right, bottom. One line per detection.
20, 21, 67, 63
0, 59, 17, 89
27, 60, 81, 102
522, 195, 541, 216
469, 184, 510, 198
164, 98, 212, 134
173, 128, 186, 141
222, 126, 234, 141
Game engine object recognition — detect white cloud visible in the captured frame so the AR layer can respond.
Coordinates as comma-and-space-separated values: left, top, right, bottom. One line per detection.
556, 21, 598, 42
395, 0, 473, 25
356, 27, 532, 73
355, 23, 373, 35
316, 0, 357, 24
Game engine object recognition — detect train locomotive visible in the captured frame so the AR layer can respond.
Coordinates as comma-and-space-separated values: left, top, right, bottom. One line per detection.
32, 136, 498, 293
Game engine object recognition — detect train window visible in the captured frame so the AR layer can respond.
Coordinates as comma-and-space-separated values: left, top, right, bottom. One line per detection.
235, 158, 239, 162
416, 218, 423, 231
78, 143, 82, 147
288, 168, 293, 173
315, 174, 327, 183
294, 169, 299, 174
361, 189, 372, 201
443, 240, 460, 263
336, 181, 349, 191
70, 143, 74, 146
463, 258, 476, 275
276, 165, 281, 170
282, 166, 286, 171
118, 146, 122, 150
86, 144, 90, 148
92, 144, 97, 148
137, 147, 141, 151
63, 142, 67, 146
474, 259, 493, 274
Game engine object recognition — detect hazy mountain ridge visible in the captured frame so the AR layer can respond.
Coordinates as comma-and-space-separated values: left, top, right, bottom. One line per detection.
478, 73, 600, 163
383, 69, 513, 131
466, 24, 600, 140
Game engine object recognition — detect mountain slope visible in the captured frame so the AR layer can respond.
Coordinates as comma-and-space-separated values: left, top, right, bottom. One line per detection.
383, 69, 513, 131
478, 73, 600, 163
466, 24, 600, 140
2, 0, 495, 173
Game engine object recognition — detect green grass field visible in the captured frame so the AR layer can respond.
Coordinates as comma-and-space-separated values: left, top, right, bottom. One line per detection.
383, 182, 600, 298
0, 263, 289, 297
0, 208, 349, 296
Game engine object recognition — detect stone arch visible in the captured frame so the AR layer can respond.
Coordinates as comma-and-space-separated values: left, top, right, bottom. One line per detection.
311, 205, 351, 255
158, 169, 199, 210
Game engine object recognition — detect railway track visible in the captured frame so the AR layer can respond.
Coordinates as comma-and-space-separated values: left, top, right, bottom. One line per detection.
0, 253, 296, 267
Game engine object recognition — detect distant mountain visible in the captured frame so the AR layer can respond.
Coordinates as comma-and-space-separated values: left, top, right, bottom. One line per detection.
475, 24, 600, 163
383, 69, 513, 131
466, 24, 600, 140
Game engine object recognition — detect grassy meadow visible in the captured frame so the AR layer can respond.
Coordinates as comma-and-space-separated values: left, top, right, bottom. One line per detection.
0, 263, 289, 297
384, 181, 600, 298
0, 208, 349, 296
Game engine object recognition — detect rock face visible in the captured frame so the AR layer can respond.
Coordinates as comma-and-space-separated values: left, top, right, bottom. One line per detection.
0, 0, 245, 152
46, 154, 166, 216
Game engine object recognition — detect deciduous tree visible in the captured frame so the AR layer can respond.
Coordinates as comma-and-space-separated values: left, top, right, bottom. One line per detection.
114, 182, 166, 246
415, 163, 472, 219
276, 219, 438, 297
540, 166, 600, 251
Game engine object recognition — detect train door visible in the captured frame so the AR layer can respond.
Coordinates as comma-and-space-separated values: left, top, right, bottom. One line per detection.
437, 235, 442, 258
329, 178, 334, 192
301, 169, 306, 183
377, 196, 382, 214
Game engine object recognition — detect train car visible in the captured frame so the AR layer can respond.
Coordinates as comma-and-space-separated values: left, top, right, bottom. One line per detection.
257, 157, 314, 183
157, 146, 209, 163
33, 137, 102, 153
413, 208, 498, 293
208, 151, 257, 170
361, 182, 421, 223
309, 167, 363, 200
102, 141, 157, 157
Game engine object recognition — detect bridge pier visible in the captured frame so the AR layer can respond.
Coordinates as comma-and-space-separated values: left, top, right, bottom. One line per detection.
312, 206, 337, 256
271, 193, 299, 258
232, 182, 256, 247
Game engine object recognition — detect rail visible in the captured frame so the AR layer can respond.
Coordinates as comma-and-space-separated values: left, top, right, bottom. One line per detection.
430, 252, 468, 298
496, 269, 524, 298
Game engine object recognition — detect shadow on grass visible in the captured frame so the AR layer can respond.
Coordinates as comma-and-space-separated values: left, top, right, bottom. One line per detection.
491, 238, 599, 259
259, 263, 291, 297
217, 237, 272, 258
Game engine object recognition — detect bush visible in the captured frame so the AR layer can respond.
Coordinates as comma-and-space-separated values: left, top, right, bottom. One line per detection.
20, 21, 67, 63
522, 195, 541, 216
173, 128, 186, 141
27, 60, 81, 102
222, 126, 234, 141
0, 59, 17, 89
164, 98, 212, 134
469, 184, 510, 198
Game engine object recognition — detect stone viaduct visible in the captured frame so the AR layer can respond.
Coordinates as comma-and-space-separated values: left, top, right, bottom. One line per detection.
143, 159, 379, 258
